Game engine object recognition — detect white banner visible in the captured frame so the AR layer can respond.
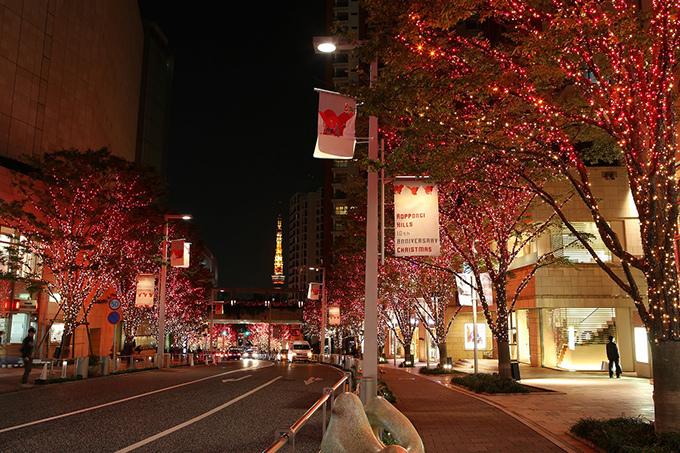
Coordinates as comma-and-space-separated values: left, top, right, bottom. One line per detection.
456, 272, 493, 306
308, 282, 322, 300
394, 180, 440, 256
135, 274, 155, 307
313, 90, 356, 159
170, 239, 190, 268
328, 305, 340, 326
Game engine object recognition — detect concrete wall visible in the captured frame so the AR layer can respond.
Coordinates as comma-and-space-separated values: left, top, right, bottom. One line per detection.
0, 0, 143, 161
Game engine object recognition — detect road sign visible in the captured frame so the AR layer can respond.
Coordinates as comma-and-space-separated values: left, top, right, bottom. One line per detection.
108, 299, 121, 310
107, 311, 121, 325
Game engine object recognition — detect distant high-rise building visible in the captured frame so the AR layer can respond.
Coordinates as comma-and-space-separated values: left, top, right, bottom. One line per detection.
321, 0, 365, 275
288, 190, 324, 293
272, 215, 286, 288
136, 21, 174, 181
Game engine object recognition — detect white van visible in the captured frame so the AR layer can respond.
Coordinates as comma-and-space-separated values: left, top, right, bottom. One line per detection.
287, 340, 313, 363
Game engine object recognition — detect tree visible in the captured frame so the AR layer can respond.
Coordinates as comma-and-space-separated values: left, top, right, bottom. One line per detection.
380, 258, 420, 364
440, 160, 558, 377
360, 0, 680, 431
0, 148, 158, 358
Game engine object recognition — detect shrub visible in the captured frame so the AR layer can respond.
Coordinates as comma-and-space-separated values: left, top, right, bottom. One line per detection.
570, 417, 680, 453
449, 372, 530, 394
378, 381, 397, 403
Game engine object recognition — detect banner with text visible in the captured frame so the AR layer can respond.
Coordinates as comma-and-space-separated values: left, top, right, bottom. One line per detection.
313, 90, 356, 159
328, 305, 340, 326
135, 274, 155, 307
394, 180, 440, 257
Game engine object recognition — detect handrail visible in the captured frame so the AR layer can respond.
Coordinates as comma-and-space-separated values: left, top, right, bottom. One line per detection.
263, 371, 351, 453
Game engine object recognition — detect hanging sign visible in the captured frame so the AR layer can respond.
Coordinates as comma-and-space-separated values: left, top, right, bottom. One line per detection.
170, 239, 191, 268
456, 272, 493, 306
313, 90, 356, 159
328, 305, 340, 326
394, 180, 440, 257
307, 283, 322, 300
135, 274, 155, 307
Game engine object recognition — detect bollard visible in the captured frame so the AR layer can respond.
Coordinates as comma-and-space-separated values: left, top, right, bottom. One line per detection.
61, 360, 67, 378
75, 356, 88, 378
101, 356, 110, 375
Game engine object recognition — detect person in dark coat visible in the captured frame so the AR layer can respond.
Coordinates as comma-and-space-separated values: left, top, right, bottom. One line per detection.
21, 327, 36, 387
606, 335, 622, 378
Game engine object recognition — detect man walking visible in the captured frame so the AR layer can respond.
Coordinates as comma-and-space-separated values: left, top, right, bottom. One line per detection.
606, 335, 622, 379
21, 327, 35, 387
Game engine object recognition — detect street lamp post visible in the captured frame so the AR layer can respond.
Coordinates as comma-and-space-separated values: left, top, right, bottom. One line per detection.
157, 214, 192, 358
310, 266, 326, 362
314, 38, 379, 403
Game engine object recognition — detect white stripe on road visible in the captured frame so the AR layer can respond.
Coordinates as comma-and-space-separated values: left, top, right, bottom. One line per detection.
0, 363, 273, 434
116, 376, 283, 452
222, 374, 251, 382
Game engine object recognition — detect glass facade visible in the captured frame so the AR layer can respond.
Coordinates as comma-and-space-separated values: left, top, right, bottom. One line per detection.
541, 307, 617, 370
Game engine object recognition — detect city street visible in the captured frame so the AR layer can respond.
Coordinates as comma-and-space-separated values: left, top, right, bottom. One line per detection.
0, 361, 343, 452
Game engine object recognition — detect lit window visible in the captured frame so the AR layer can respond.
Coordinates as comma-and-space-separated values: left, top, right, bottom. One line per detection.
551, 222, 612, 263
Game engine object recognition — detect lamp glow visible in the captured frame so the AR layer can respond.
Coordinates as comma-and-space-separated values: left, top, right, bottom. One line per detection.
317, 42, 337, 53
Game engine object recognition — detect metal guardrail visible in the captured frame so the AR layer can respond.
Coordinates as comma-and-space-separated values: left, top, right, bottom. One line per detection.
263, 371, 352, 453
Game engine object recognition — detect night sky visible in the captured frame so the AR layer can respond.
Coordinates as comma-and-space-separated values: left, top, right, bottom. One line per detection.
138, 1, 329, 288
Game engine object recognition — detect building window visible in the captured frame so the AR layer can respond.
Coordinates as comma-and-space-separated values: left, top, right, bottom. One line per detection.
550, 222, 612, 263
334, 204, 348, 216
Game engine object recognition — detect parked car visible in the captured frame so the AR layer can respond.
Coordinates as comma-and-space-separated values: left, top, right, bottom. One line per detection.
226, 347, 242, 360
288, 341, 313, 363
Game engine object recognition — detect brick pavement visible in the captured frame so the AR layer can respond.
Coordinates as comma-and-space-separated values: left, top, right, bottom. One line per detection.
379, 366, 571, 452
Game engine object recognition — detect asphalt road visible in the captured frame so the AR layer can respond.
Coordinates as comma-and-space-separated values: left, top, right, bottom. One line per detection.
0, 360, 345, 452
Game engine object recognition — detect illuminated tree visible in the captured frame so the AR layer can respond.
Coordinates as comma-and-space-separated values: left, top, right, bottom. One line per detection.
440, 161, 559, 377
164, 230, 214, 349
380, 258, 420, 364
0, 148, 158, 357
361, 0, 680, 431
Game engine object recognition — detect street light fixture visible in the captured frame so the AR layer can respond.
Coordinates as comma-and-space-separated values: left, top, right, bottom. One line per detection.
314, 36, 379, 403
157, 214, 192, 358
309, 266, 326, 361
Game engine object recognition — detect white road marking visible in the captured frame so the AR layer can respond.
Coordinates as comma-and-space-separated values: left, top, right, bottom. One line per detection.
0, 363, 273, 434
222, 374, 251, 383
116, 376, 283, 452
304, 377, 323, 385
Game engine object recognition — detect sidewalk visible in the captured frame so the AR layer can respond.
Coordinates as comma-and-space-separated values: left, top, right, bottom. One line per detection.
380, 359, 654, 453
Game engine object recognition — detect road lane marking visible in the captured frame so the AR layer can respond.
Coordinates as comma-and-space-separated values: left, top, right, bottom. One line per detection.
304, 377, 323, 385
222, 375, 251, 383
116, 376, 283, 452
0, 363, 274, 434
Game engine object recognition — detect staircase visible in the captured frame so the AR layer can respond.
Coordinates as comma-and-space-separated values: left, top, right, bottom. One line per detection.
556, 308, 617, 366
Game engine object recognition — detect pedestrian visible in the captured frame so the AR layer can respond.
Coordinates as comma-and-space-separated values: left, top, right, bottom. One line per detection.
21, 327, 36, 387
606, 335, 622, 379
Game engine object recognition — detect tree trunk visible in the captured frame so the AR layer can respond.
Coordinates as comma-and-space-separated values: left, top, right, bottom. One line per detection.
58, 333, 71, 359
437, 342, 448, 367
651, 341, 680, 433
497, 339, 512, 379
403, 344, 412, 366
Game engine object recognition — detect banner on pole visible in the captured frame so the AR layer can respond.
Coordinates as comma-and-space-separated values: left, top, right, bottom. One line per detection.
394, 180, 440, 257
313, 90, 356, 159
328, 305, 340, 326
307, 283, 322, 300
170, 239, 190, 268
135, 274, 155, 307
456, 272, 493, 306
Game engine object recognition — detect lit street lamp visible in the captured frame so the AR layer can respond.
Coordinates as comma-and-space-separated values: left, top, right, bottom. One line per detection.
315, 37, 379, 403
157, 214, 192, 357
